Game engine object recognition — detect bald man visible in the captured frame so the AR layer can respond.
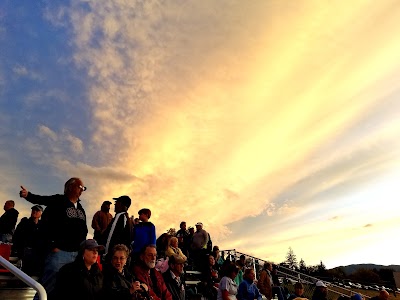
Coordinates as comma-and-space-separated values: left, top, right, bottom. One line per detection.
370, 290, 389, 300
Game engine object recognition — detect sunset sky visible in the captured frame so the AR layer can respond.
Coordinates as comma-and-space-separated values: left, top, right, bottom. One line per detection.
1, 1, 400, 269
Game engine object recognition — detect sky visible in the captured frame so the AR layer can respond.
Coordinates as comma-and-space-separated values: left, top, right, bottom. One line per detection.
1, 0, 400, 269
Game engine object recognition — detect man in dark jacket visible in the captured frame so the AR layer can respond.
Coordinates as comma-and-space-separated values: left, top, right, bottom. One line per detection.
20, 178, 88, 300
103, 196, 133, 260
0, 200, 19, 243
12, 204, 43, 276
162, 254, 186, 300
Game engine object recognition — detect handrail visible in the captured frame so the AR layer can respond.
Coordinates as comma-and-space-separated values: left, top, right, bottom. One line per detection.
0, 255, 47, 300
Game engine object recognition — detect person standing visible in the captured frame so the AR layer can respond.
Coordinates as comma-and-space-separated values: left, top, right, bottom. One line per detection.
191, 222, 209, 268
104, 196, 133, 260
19, 178, 88, 300
0, 200, 19, 243
91, 200, 113, 244
131, 208, 156, 260
12, 204, 43, 276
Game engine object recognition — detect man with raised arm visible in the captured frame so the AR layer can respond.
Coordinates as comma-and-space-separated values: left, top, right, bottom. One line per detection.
19, 177, 88, 300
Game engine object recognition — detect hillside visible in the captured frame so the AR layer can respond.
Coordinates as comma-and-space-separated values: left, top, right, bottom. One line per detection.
332, 264, 400, 275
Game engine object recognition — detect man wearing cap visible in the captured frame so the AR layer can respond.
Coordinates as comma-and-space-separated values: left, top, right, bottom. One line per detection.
104, 195, 133, 260
19, 177, 88, 300
12, 204, 43, 275
0, 200, 19, 243
163, 254, 187, 300
190, 222, 209, 268
91, 200, 113, 244
55, 239, 104, 300
312, 281, 328, 300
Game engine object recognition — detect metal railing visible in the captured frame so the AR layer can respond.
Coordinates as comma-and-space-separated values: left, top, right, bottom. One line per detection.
0, 255, 47, 300
221, 249, 369, 300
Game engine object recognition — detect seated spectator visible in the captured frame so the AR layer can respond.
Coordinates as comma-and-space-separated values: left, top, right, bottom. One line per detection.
55, 239, 104, 300
212, 246, 224, 272
257, 262, 285, 300
312, 281, 328, 300
132, 244, 172, 300
217, 263, 239, 300
11, 205, 43, 276
199, 254, 219, 300
370, 290, 389, 300
288, 282, 307, 300
162, 254, 187, 300
237, 268, 262, 300
165, 237, 187, 261
234, 258, 244, 286
156, 233, 171, 260
103, 244, 143, 300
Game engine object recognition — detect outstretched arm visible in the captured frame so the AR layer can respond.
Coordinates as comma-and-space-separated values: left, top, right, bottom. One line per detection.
20, 185, 58, 206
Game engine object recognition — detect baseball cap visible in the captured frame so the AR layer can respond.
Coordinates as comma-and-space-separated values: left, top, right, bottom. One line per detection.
169, 254, 187, 265
80, 239, 105, 251
351, 294, 363, 300
31, 205, 43, 212
113, 195, 131, 208
316, 281, 327, 288
195, 222, 203, 226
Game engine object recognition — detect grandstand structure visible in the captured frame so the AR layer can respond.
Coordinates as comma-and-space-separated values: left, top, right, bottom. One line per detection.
222, 249, 370, 300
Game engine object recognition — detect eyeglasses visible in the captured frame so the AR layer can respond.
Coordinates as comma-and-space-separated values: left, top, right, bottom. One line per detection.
79, 185, 87, 191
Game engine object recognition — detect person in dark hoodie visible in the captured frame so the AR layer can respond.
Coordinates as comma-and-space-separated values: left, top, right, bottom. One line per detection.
56, 239, 104, 300
19, 178, 88, 300
131, 208, 156, 261
0, 200, 19, 243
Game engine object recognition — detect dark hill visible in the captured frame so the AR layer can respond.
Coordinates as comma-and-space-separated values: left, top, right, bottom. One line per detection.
331, 264, 400, 275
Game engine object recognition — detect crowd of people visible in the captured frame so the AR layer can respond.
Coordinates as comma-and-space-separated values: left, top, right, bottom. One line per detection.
0, 177, 394, 300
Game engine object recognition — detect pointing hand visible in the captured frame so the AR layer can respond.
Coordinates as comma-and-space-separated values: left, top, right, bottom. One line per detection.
20, 185, 28, 198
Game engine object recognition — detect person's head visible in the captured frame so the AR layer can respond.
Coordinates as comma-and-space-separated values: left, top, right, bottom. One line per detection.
101, 201, 112, 213
140, 244, 157, 270
264, 262, 272, 271
195, 222, 203, 231
79, 239, 104, 269
239, 255, 246, 264
208, 254, 215, 266
188, 226, 194, 234
379, 290, 389, 300
169, 254, 186, 276
4, 200, 15, 211
64, 177, 86, 199
134, 218, 140, 225
294, 282, 304, 296
138, 208, 151, 222
225, 263, 239, 279
169, 237, 178, 248
30, 205, 43, 219
111, 244, 129, 273
113, 196, 131, 213
243, 268, 256, 282
180, 221, 186, 230
315, 281, 327, 295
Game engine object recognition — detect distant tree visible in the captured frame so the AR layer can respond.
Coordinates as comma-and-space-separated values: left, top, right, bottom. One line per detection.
299, 258, 307, 273
166, 228, 176, 236
307, 265, 318, 275
317, 260, 327, 275
327, 266, 347, 280
378, 268, 395, 285
285, 247, 298, 270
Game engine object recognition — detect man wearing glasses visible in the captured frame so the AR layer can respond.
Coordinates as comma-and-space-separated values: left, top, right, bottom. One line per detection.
20, 177, 88, 300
